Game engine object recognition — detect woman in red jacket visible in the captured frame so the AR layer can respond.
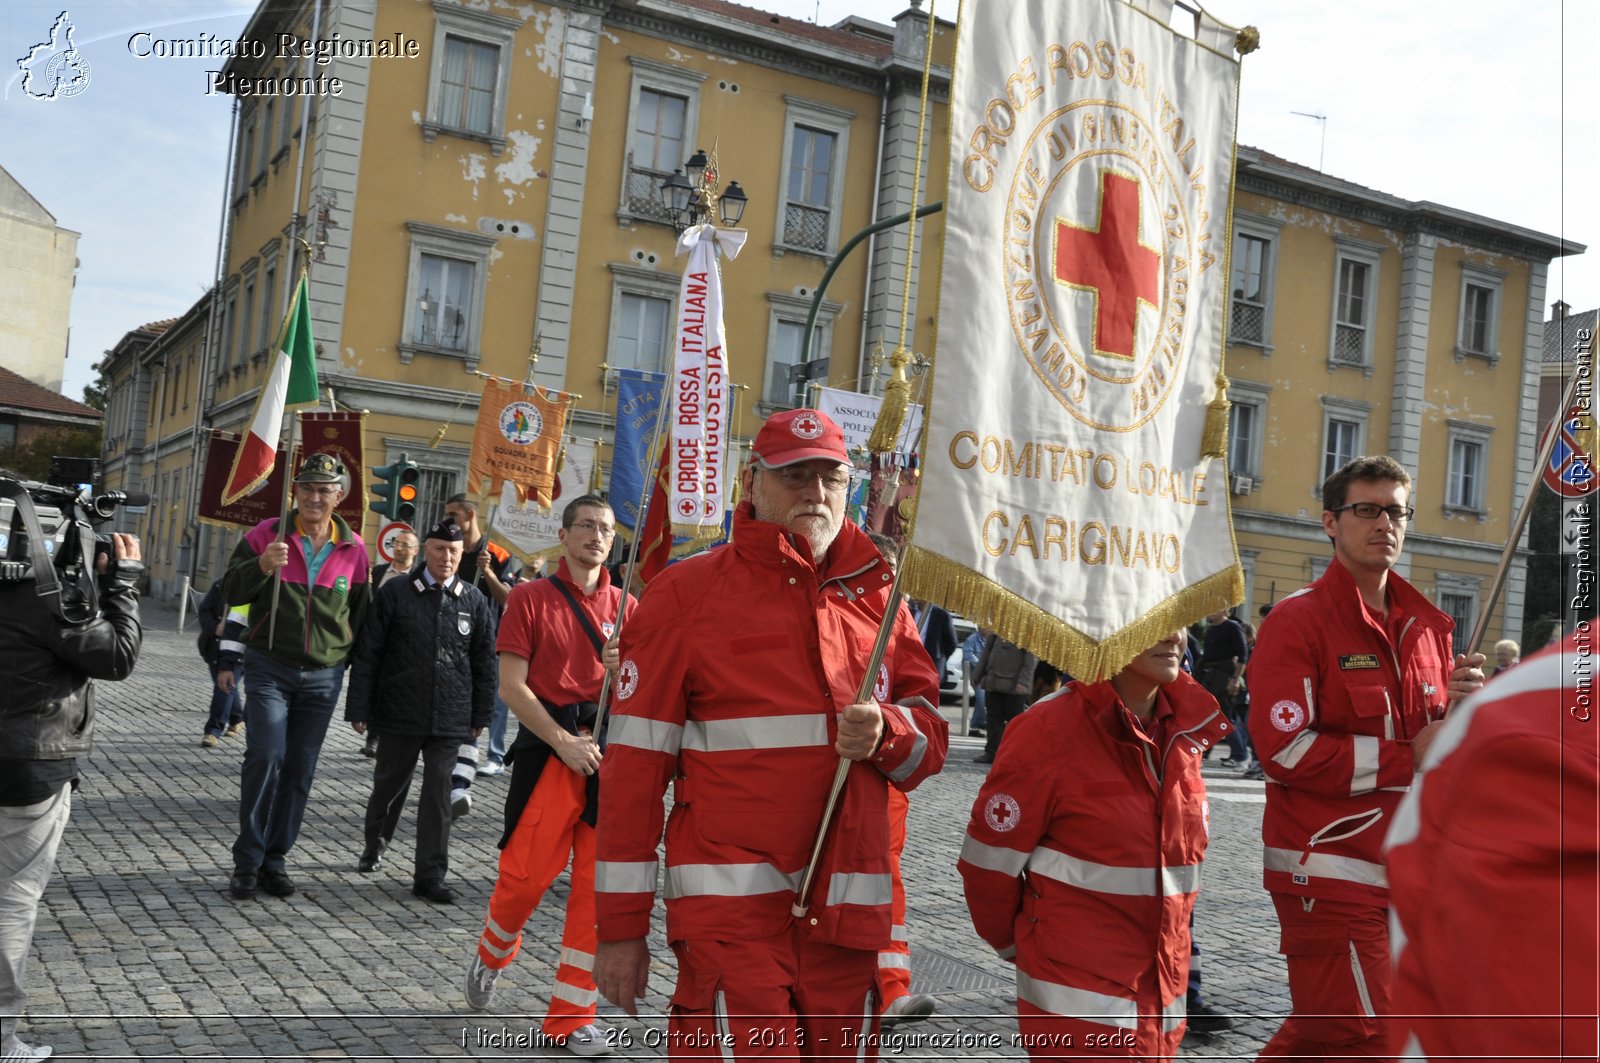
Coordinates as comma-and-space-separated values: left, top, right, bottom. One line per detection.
959, 629, 1230, 1060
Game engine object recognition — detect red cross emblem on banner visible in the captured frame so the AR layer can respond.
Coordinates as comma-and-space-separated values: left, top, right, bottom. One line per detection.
1053, 170, 1161, 361
676, 498, 697, 518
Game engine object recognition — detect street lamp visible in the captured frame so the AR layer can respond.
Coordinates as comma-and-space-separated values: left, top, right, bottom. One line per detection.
659, 147, 748, 233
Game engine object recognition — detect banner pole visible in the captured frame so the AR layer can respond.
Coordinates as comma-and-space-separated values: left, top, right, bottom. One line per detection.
266, 412, 298, 652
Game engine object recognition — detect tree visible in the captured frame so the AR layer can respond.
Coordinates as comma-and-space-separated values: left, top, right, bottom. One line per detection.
81, 356, 109, 411
0, 426, 103, 482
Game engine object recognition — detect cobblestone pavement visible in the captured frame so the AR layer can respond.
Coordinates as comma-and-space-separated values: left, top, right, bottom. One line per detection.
24, 600, 1292, 1060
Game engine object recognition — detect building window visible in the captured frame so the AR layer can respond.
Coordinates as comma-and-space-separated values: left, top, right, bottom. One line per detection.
1320, 396, 1370, 484
1436, 572, 1481, 635
1439, 591, 1473, 635
784, 126, 836, 252
0, 415, 17, 450
1230, 212, 1281, 349
278, 86, 297, 151
417, 465, 458, 533
239, 281, 256, 360
1456, 263, 1505, 363
1328, 238, 1382, 371
258, 98, 274, 177
422, 3, 517, 154
774, 97, 853, 257
618, 59, 705, 225
222, 292, 238, 367
1226, 379, 1271, 482
259, 265, 277, 352
762, 292, 838, 410
614, 293, 672, 373
1444, 420, 1492, 514
399, 221, 496, 369
234, 110, 255, 198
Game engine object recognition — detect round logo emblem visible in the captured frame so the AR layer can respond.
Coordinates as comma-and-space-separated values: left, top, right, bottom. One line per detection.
983, 793, 1021, 833
790, 412, 824, 439
499, 402, 543, 445
1001, 101, 1199, 433
873, 664, 891, 703
1270, 699, 1308, 732
675, 498, 697, 518
617, 658, 639, 700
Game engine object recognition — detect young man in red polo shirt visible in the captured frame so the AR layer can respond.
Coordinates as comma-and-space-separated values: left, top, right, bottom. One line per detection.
463, 494, 633, 1058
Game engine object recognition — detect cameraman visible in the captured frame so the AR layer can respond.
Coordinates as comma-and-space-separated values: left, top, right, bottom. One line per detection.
0, 524, 142, 1063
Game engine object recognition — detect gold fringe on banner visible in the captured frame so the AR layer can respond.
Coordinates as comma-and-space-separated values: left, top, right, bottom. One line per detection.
1201, 369, 1230, 459
901, 545, 1244, 683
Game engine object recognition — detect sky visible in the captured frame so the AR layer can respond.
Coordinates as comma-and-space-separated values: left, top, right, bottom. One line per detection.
3, 0, 1595, 404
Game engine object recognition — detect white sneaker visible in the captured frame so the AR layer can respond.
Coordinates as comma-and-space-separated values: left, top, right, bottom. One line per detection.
464, 950, 501, 1011
451, 789, 472, 820
881, 992, 937, 1028
562, 1023, 614, 1057
478, 761, 505, 777
0, 1040, 53, 1061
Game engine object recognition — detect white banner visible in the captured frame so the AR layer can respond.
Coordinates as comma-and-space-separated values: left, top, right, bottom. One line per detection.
490, 436, 596, 563
905, 0, 1244, 680
816, 386, 925, 462
670, 224, 746, 540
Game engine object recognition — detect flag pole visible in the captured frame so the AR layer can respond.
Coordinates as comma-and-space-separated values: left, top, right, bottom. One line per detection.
1464, 359, 1587, 658
591, 373, 676, 738
266, 253, 314, 652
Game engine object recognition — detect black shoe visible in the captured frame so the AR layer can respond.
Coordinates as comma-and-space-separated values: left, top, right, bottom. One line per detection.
413, 880, 457, 905
259, 868, 297, 897
229, 868, 258, 900
974, 753, 994, 764
967, 728, 986, 737
1243, 764, 1266, 780
357, 845, 383, 873
1186, 1000, 1234, 1034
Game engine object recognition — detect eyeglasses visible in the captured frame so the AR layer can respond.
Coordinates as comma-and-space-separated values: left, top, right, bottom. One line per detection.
568, 519, 616, 538
763, 466, 852, 491
298, 485, 341, 497
1330, 502, 1414, 523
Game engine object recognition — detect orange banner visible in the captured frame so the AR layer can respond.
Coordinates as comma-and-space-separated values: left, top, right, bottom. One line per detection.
469, 379, 570, 508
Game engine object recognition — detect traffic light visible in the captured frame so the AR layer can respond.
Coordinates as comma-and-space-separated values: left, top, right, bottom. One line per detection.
370, 453, 421, 525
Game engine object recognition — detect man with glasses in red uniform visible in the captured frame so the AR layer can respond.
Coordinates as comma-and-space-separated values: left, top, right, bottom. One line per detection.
1248, 456, 1485, 1058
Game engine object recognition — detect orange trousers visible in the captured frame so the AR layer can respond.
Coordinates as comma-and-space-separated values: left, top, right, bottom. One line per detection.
476, 762, 597, 1039
873, 788, 911, 1012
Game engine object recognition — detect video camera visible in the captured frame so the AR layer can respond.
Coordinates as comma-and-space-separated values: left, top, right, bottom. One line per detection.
0, 477, 147, 586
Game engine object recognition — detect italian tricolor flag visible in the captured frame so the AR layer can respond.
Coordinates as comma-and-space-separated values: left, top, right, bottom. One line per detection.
220, 273, 320, 506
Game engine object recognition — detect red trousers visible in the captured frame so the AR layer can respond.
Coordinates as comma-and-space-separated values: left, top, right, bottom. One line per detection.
667, 927, 879, 1060
1258, 896, 1394, 1060
873, 788, 911, 1012
476, 763, 597, 1039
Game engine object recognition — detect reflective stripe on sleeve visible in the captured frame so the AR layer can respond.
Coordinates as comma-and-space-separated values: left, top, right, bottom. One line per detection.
1015, 971, 1138, 1030
552, 981, 599, 1007
595, 860, 659, 894
876, 952, 910, 969
883, 700, 929, 782
890, 923, 908, 942
1027, 847, 1201, 897
1264, 846, 1387, 888
558, 946, 595, 972
826, 872, 892, 907
682, 714, 828, 753
219, 639, 246, 654
1272, 729, 1319, 770
1351, 735, 1379, 795
664, 862, 802, 899
1163, 996, 1187, 1032
959, 834, 1030, 877
607, 715, 683, 756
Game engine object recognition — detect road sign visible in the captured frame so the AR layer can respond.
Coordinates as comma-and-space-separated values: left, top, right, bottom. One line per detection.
1542, 406, 1596, 498
376, 520, 413, 563
1562, 499, 1592, 556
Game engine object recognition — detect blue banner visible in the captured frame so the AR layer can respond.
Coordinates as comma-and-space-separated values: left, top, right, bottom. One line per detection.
609, 369, 666, 532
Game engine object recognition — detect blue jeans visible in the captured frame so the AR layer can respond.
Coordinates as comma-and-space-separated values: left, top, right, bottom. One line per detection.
233, 650, 345, 873
486, 694, 510, 765
204, 660, 244, 737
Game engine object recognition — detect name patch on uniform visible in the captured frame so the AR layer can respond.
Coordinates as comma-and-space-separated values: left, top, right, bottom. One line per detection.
1339, 654, 1380, 670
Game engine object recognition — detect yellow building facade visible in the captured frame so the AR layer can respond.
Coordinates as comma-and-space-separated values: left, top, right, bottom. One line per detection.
101, 0, 1577, 648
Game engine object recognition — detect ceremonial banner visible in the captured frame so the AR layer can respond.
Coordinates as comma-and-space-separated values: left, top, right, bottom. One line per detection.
469, 378, 571, 507
609, 369, 667, 536
490, 436, 598, 563
299, 409, 366, 533
816, 387, 925, 461
220, 272, 319, 505
669, 224, 745, 540
198, 430, 288, 528
905, 0, 1246, 680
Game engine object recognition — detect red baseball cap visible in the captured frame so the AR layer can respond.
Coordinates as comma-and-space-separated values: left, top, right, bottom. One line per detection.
752, 409, 849, 469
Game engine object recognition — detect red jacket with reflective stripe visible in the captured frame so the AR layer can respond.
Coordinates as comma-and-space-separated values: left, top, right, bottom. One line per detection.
1385, 637, 1598, 1061
959, 675, 1225, 1011
1247, 560, 1454, 903
596, 505, 947, 950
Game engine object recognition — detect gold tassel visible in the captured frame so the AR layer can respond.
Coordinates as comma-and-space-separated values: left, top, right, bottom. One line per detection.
867, 345, 914, 454
1201, 370, 1230, 459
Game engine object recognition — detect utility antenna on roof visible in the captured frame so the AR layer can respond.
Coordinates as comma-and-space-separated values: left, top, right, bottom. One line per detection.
1290, 110, 1327, 172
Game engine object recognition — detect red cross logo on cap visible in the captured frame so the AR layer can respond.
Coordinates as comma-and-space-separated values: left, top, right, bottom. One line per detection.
1053, 170, 1161, 361
983, 793, 1021, 833
791, 412, 824, 439
1270, 699, 1307, 732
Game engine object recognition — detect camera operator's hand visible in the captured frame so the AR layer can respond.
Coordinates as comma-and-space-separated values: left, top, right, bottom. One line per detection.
257, 540, 291, 575
96, 533, 142, 574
